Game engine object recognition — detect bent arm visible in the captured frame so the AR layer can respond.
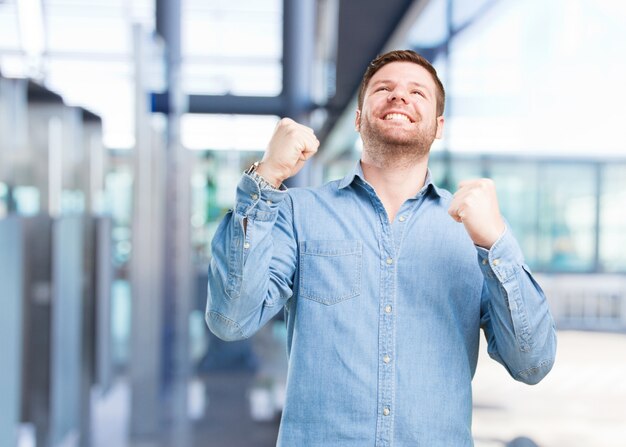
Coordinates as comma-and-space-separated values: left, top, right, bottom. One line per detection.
206, 174, 297, 341
479, 227, 557, 385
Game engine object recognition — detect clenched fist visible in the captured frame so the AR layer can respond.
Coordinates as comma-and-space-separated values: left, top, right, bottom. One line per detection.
255, 118, 320, 187
448, 178, 506, 249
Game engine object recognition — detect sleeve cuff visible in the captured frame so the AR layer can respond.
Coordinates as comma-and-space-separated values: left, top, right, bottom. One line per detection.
235, 174, 288, 221
476, 225, 526, 283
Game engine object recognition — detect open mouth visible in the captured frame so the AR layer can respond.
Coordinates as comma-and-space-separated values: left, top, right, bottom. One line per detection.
383, 113, 413, 123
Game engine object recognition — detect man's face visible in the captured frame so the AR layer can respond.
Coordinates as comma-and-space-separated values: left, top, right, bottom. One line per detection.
355, 61, 444, 160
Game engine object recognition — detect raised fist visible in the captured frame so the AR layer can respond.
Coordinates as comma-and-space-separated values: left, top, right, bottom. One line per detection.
255, 118, 320, 187
448, 178, 506, 249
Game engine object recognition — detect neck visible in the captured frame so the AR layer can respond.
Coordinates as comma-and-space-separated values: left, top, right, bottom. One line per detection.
360, 153, 429, 222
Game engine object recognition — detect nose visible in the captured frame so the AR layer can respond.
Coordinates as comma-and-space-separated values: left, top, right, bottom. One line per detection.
388, 88, 408, 104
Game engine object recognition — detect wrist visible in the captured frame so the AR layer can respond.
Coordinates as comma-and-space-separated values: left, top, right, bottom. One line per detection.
255, 163, 284, 188
245, 161, 283, 189
476, 223, 506, 250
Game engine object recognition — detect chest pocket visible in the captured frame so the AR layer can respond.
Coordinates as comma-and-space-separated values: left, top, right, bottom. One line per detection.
299, 239, 362, 305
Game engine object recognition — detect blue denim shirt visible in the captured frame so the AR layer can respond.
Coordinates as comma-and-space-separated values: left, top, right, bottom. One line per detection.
206, 162, 557, 447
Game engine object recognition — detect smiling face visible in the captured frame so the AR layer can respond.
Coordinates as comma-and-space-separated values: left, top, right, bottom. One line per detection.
356, 61, 444, 165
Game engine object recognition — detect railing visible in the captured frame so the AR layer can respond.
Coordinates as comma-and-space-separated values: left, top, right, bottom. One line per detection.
536, 274, 626, 332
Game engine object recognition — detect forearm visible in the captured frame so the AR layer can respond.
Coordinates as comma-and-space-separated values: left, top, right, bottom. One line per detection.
479, 228, 557, 384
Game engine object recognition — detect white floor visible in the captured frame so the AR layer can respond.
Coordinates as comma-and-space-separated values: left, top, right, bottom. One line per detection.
472, 330, 626, 447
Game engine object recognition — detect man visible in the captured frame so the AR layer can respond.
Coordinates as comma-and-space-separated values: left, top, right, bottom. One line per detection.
206, 50, 557, 446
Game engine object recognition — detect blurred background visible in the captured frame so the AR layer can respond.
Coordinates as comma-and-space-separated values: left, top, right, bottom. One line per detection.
1, 0, 625, 446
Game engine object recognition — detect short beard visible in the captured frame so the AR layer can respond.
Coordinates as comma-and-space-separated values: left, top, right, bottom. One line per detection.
360, 117, 437, 168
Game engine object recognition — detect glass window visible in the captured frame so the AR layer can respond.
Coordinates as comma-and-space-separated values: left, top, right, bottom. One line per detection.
407, 0, 448, 48
536, 164, 597, 272
599, 164, 626, 272
189, 149, 264, 263
489, 161, 540, 267
414, 0, 626, 158
182, 0, 282, 96
181, 114, 279, 151
13, 185, 40, 215
105, 165, 133, 267
182, 60, 281, 96
0, 2, 21, 51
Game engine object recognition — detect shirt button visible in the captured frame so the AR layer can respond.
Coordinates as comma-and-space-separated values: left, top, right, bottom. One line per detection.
386, 258, 393, 265
385, 305, 392, 314
383, 355, 391, 364
250, 193, 259, 200
482, 259, 488, 265
398, 216, 406, 222
243, 242, 250, 249
266, 199, 272, 205
383, 407, 390, 416
492, 259, 500, 266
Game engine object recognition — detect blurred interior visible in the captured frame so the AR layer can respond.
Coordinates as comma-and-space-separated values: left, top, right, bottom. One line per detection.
1, 0, 626, 446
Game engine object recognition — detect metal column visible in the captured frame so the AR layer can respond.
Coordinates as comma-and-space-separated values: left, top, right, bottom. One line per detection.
283, 0, 317, 187
130, 24, 166, 442
157, 0, 194, 441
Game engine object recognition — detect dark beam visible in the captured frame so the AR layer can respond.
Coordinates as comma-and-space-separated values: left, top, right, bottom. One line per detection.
151, 92, 289, 116
27, 80, 64, 103
317, 0, 417, 141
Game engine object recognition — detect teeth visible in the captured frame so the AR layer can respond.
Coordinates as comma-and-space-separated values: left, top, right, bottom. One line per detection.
384, 113, 411, 122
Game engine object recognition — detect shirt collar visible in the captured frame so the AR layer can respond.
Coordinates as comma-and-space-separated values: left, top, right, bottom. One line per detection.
338, 160, 443, 198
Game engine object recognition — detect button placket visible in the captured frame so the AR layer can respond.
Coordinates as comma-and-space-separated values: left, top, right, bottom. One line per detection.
373, 201, 397, 446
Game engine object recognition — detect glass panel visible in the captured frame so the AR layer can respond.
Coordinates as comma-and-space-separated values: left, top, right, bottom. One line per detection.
182, 60, 281, 96
0, 218, 24, 447
111, 279, 131, 368
50, 216, 83, 444
181, 114, 279, 151
13, 186, 40, 215
448, 157, 482, 188
427, 155, 482, 191
182, 0, 283, 96
451, 0, 497, 29
407, 0, 448, 48
45, 59, 134, 149
599, 164, 626, 272
46, 16, 130, 54
536, 164, 596, 272
423, 0, 626, 157
489, 161, 540, 268
0, 2, 21, 50
190, 149, 263, 264
104, 166, 133, 266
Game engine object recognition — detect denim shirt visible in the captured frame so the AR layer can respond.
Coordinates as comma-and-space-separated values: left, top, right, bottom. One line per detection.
206, 162, 557, 447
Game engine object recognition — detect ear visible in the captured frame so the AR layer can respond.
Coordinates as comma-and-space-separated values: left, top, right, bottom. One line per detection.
435, 115, 445, 139
355, 109, 361, 132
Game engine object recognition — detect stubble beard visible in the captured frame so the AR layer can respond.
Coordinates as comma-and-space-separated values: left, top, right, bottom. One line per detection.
360, 115, 438, 169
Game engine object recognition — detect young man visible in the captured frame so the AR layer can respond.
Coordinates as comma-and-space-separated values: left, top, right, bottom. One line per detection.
206, 50, 556, 446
